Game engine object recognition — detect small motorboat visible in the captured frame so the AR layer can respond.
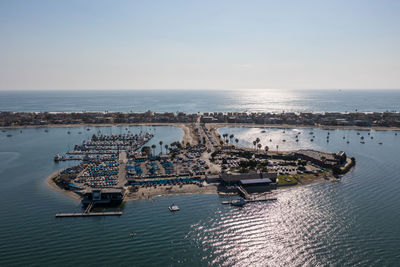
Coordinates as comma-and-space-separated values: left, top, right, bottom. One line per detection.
67, 131, 71, 134
130, 232, 136, 237
221, 201, 231, 205
379, 142, 383, 145
231, 199, 246, 207
6, 134, 12, 137
169, 204, 180, 212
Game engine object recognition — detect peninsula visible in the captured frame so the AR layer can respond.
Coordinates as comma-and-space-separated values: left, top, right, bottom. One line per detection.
46, 120, 355, 211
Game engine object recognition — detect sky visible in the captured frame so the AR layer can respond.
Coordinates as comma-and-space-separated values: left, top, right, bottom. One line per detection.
0, 0, 399, 91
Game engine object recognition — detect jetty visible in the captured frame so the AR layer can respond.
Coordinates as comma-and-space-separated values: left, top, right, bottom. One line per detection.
55, 211, 123, 217
56, 200, 123, 217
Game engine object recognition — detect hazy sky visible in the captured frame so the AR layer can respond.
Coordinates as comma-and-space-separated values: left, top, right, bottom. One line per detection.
0, 0, 399, 90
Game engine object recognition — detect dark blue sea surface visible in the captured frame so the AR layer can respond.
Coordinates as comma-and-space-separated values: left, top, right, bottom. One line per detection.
1, 125, 400, 266
1, 89, 400, 113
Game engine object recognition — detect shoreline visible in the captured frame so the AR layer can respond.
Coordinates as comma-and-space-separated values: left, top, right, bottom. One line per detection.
2, 122, 400, 131
45, 171, 219, 201
208, 122, 400, 131
45, 170, 338, 202
46, 171, 82, 201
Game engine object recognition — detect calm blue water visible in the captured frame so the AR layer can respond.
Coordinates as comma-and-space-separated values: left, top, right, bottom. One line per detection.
1, 90, 400, 266
1, 89, 400, 113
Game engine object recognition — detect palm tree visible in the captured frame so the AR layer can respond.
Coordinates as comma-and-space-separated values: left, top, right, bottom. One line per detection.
256, 137, 260, 144
229, 134, 234, 142
276, 144, 279, 153
257, 143, 262, 152
165, 144, 169, 154
151, 144, 156, 156
159, 141, 163, 154
235, 138, 239, 145
253, 140, 257, 151
265, 145, 269, 154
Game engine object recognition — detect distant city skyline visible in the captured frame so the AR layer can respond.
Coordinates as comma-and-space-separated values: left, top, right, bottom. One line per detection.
0, 0, 399, 90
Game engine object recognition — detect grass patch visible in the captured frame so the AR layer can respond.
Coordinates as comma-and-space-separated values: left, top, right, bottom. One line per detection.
277, 175, 298, 186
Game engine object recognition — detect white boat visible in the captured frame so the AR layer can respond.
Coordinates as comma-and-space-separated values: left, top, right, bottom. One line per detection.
168, 204, 180, 212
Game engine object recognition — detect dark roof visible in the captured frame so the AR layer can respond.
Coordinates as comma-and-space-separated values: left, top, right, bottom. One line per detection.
85, 188, 124, 194
240, 178, 272, 185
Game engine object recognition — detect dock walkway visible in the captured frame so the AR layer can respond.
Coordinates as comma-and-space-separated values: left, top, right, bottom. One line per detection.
56, 212, 123, 217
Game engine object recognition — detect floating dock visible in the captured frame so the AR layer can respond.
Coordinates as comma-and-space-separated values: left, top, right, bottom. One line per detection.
56, 211, 123, 217
246, 197, 277, 202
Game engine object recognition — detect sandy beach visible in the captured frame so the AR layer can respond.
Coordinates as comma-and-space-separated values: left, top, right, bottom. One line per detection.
125, 184, 218, 200
46, 171, 82, 201
46, 170, 218, 201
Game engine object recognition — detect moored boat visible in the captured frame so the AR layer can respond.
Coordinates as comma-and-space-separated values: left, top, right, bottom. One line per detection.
231, 199, 246, 207
169, 204, 180, 211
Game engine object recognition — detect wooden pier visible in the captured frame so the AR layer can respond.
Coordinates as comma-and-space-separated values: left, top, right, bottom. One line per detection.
56, 201, 123, 217
56, 211, 123, 217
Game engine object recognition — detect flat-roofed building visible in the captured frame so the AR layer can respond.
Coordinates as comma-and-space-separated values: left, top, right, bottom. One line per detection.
220, 172, 277, 184
240, 178, 275, 193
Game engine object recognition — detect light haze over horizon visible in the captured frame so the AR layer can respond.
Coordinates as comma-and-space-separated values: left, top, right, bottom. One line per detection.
0, 0, 399, 91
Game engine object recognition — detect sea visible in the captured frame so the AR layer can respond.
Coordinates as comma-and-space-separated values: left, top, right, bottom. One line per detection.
0, 89, 400, 266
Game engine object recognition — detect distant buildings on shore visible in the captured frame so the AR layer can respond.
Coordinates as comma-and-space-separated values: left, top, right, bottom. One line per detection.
1, 110, 400, 127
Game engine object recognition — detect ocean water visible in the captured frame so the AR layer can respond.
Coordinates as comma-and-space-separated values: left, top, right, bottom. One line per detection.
1, 89, 400, 266
1, 89, 400, 113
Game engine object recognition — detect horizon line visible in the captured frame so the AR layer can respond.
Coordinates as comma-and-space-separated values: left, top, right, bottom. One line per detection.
1, 88, 400, 92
